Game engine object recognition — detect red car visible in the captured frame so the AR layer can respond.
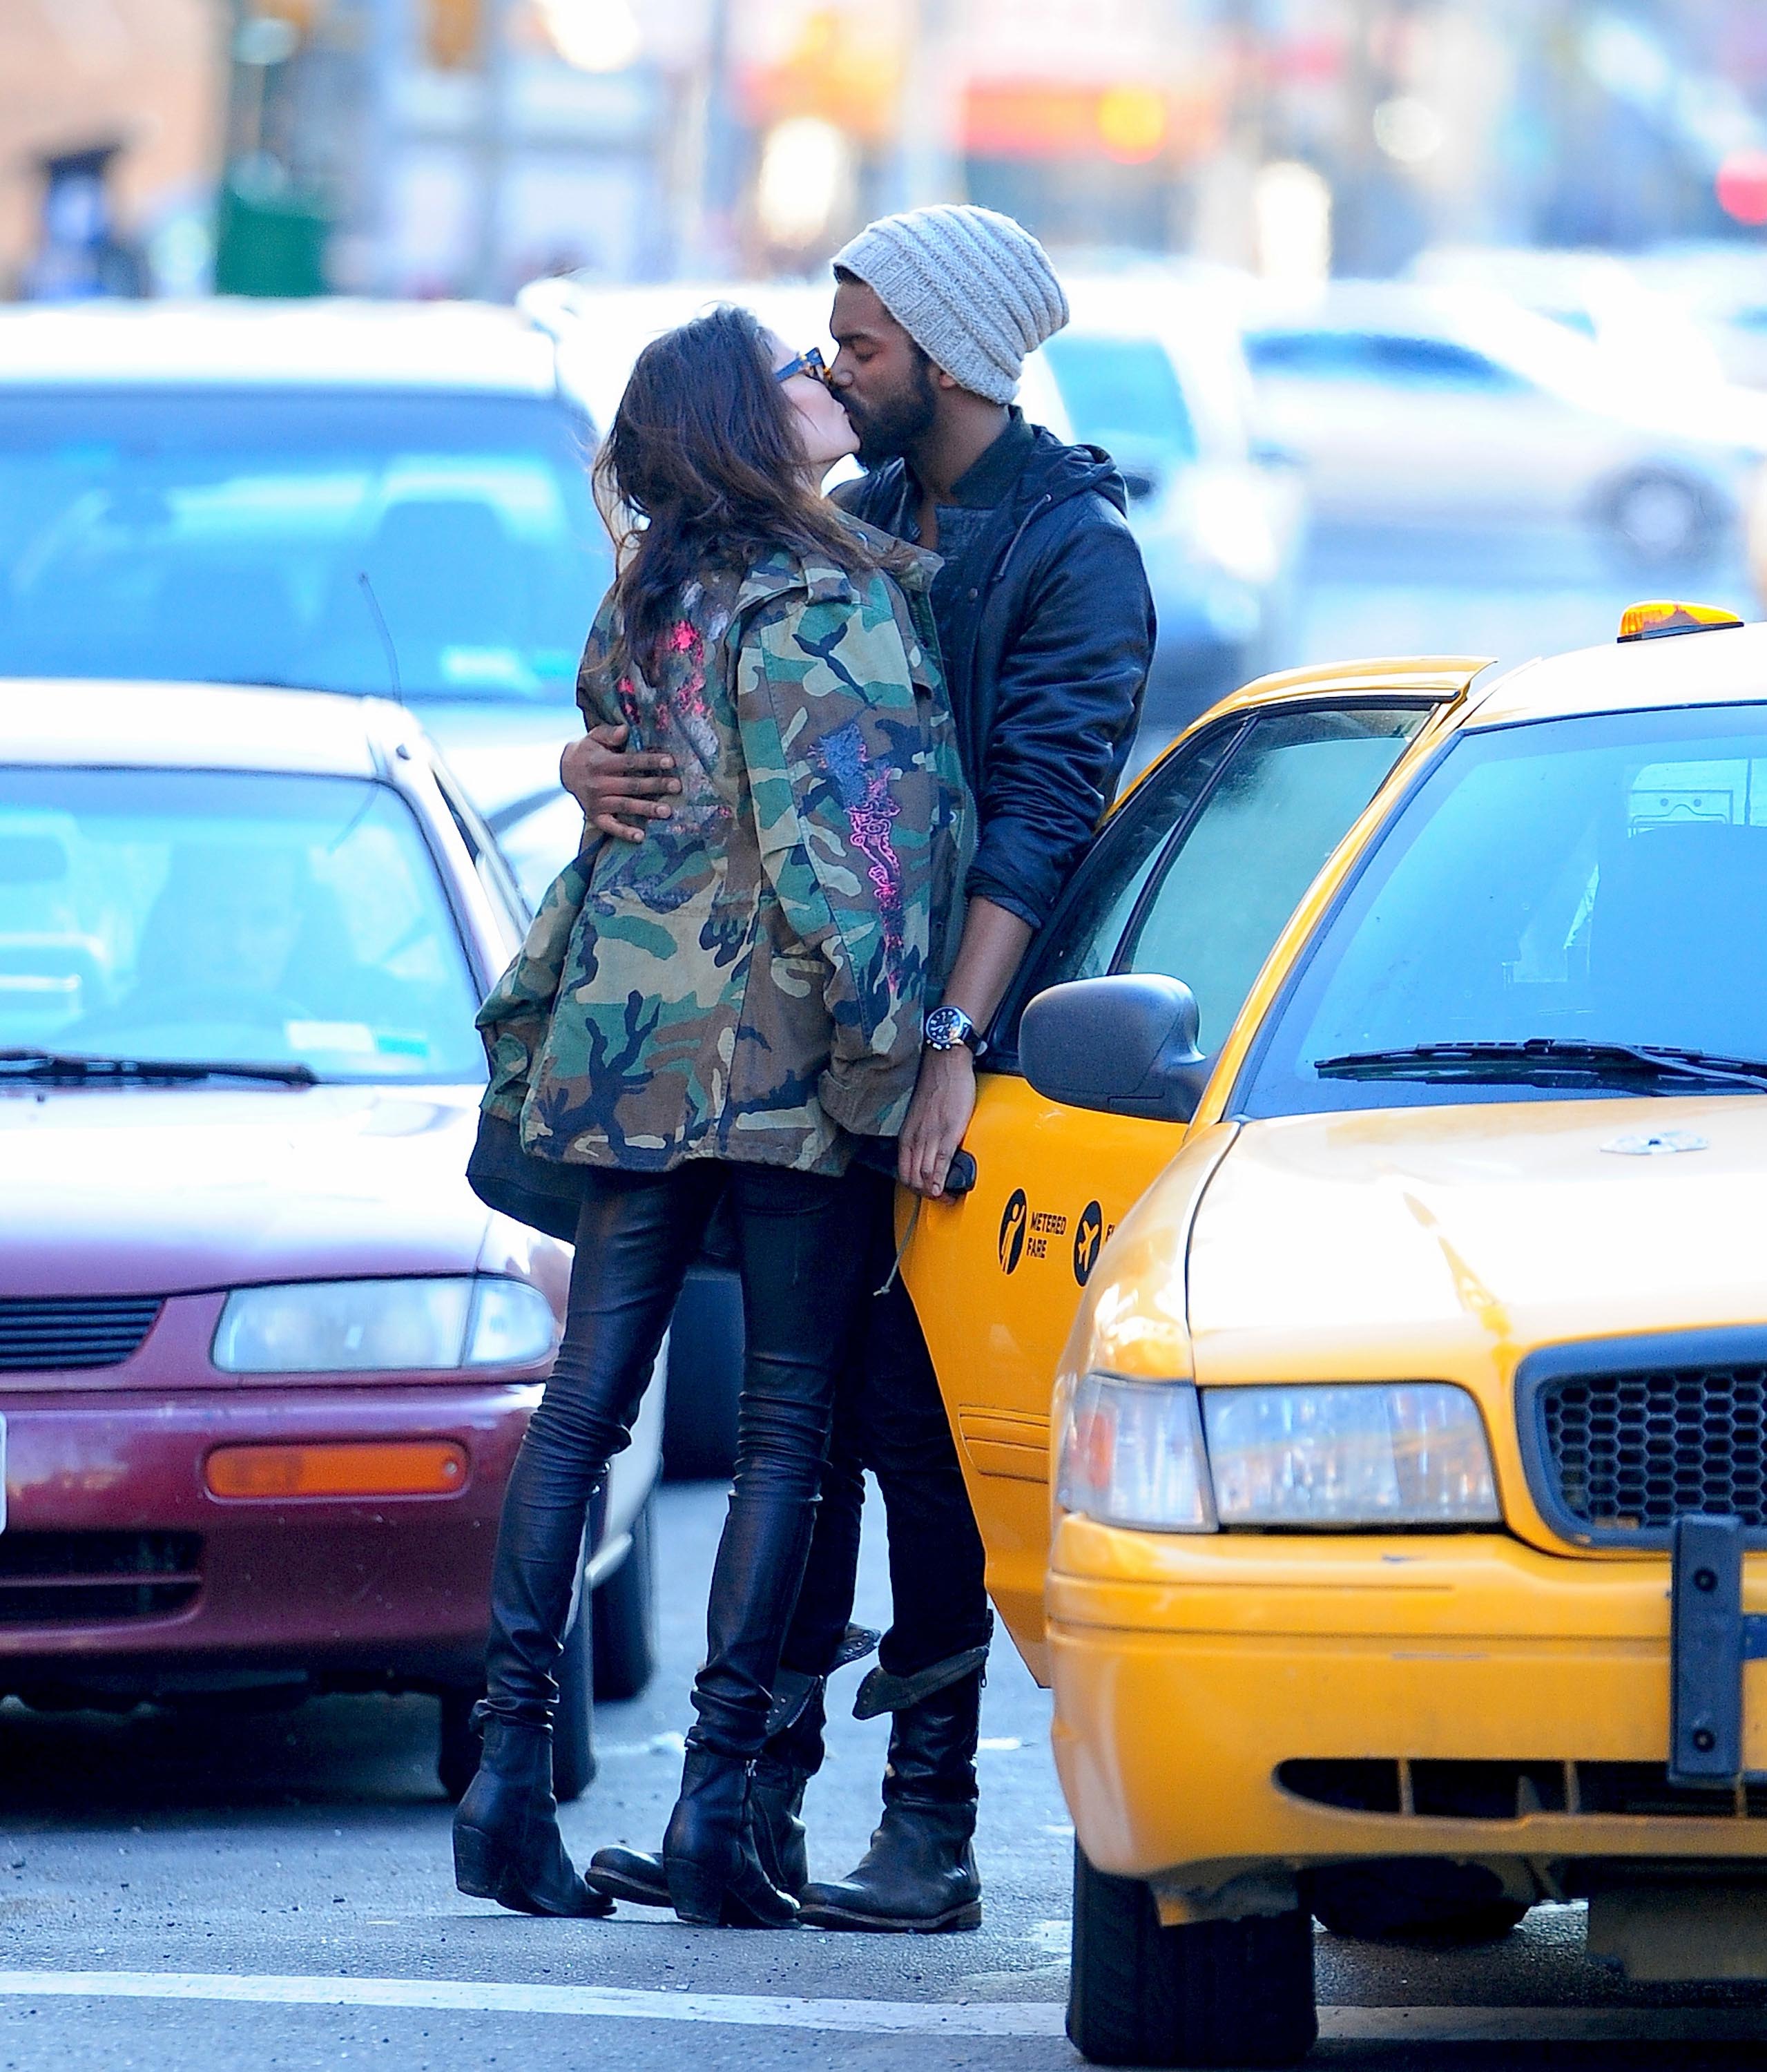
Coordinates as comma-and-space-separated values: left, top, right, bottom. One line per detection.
0, 680, 662, 1798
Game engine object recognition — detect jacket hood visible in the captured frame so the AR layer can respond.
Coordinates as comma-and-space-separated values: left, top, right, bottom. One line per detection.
1016, 426, 1130, 518
1182, 1096, 1767, 1383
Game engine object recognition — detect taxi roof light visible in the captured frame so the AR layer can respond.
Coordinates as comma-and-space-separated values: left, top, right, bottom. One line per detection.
1618, 600, 1744, 643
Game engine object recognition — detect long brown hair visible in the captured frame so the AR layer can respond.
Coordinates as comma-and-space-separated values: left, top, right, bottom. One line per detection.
595, 304, 899, 678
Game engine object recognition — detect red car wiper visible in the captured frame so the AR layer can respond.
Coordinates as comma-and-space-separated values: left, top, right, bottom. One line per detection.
1313, 1039, 1767, 1095
0, 1048, 318, 1087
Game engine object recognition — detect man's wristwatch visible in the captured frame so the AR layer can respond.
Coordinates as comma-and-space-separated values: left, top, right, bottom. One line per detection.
923, 1004, 986, 1057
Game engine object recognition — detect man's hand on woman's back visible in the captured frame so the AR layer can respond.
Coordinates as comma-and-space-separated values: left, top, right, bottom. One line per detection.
560, 723, 682, 844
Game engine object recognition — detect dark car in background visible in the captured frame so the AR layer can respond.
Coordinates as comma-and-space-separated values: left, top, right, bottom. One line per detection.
0, 681, 662, 1798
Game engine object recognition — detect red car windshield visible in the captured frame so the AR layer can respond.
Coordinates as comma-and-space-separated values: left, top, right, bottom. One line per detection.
0, 767, 486, 1082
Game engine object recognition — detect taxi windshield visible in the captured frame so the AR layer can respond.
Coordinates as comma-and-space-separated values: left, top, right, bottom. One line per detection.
0, 389, 609, 704
0, 767, 486, 1083
1242, 700, 1767, 1115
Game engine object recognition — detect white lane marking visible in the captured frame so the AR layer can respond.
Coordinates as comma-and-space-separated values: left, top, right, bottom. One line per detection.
1, 1975, 1766, 2042
0, 1973, 1063, 2037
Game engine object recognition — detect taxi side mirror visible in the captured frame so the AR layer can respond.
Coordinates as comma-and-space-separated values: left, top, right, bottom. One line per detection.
1019, 975, 1209, 1124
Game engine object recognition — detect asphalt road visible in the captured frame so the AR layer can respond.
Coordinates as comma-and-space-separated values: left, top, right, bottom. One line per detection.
6, 1478, 1767, 2072
6, 532, 1767, 2071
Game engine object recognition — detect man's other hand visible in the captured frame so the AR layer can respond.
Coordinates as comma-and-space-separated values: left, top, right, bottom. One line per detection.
560, 722, 680, 844
898, 1045, 976, 1199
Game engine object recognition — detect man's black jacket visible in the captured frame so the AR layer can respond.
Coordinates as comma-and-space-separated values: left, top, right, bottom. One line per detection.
834, 426, 1155, 932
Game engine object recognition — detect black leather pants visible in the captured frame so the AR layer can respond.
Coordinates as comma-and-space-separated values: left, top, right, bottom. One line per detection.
780, 1169, 992, 1687
481, 1158, 872, 1752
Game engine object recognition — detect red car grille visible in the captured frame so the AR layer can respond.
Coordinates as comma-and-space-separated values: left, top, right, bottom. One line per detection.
0, 1532, 202, 1626
0, 1296, 163, 1372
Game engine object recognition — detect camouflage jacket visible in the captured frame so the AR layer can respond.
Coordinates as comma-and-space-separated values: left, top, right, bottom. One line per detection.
477, 533, 969, 1176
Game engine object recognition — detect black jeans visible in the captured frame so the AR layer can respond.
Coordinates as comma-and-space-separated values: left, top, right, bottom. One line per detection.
482, 1157, 872, 1754
780, 1168, 992, 1685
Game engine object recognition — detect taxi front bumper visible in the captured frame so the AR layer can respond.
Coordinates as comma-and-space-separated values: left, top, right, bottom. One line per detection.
1047, 1520, 1767, 1890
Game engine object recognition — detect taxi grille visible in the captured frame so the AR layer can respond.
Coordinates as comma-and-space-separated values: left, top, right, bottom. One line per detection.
1279, 1758, 1767, 1821
0, 1296, 162, 1372
1517, 1332, 1767, 1546
1540, 1364, 1767, 1537
0, 1531, 202, 1626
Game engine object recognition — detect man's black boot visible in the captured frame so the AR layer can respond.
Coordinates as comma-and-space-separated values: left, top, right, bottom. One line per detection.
797, 1655, 985, 1933
661, 1743, 798, 1928
452, 1707, 611, 1918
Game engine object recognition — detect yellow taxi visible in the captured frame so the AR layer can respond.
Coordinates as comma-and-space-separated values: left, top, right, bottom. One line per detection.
902, 601, 1767, 2066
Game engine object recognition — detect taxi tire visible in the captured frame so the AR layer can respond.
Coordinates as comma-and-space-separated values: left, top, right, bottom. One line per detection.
1068, 1845, 1317, 2069
592, 1491, 657, 1702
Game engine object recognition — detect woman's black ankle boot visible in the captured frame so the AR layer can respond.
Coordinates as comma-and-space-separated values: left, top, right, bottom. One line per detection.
452, 1706, 612, 1919
662, 1745, 798, 1928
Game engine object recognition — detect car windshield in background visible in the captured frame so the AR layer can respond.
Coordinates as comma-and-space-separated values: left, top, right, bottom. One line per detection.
0, 767, 485, 1082
1043, 332, 1197, 471
1244, 329, 1527, 393
0, 390, 610, 704
1242, 702, 1767, 1115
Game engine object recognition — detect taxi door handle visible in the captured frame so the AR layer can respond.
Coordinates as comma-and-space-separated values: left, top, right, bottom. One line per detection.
944, 1150, 977, 1196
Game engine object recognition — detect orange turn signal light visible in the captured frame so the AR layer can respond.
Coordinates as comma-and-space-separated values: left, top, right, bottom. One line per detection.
204, 1441, 468, 1500
1618, 599, 1744, 642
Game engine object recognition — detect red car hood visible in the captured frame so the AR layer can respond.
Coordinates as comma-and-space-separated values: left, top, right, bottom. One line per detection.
0, 1082, 494, 1296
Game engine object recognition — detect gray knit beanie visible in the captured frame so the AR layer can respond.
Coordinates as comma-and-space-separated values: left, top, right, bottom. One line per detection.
832, 204, 1069, 405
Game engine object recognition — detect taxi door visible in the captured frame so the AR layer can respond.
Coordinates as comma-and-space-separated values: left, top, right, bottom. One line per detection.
902, 687, 1458, 1676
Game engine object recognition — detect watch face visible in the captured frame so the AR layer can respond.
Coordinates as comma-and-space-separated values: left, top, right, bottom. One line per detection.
925, 1006, 972, 1048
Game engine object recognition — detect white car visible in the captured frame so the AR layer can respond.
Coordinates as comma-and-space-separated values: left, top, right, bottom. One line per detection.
1050, 271, 1308, 729
0, 297, 612, 830
1242, 280, 1767, 568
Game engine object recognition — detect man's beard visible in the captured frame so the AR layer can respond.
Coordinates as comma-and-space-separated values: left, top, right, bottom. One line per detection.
845, 356, 938, 469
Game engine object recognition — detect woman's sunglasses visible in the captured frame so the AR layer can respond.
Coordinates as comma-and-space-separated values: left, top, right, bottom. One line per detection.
773, 346, 832, 389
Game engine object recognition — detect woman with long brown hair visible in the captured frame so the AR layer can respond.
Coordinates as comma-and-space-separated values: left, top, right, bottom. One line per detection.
454, 305, 966, 1928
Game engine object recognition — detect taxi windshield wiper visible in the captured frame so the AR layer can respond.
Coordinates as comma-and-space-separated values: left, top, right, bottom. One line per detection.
1312, 1038, 1767, 1095
0, 1048, 318, 1087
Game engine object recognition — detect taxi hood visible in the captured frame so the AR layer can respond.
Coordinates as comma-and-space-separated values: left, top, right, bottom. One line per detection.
1183, 1095, 1767, 1381
0, 1082, 496, 1298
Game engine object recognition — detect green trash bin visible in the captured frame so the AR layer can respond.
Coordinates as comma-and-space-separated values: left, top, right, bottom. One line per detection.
213, 175, 330, 298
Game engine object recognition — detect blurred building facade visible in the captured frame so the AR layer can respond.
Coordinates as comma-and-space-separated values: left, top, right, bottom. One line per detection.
3, 0, 1765, 301
0, 0, 222, 297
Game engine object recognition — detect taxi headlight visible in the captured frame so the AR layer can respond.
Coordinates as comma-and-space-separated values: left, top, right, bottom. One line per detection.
213, 1276, 557, 1374
1203, 1383, 1498, 1526
1056, 1373, 1217, 1533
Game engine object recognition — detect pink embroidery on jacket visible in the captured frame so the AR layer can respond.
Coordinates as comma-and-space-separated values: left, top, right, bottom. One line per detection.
811, 721, 904, 966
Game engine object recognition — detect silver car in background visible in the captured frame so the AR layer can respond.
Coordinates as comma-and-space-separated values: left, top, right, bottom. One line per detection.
1242, 280, 1767, 570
